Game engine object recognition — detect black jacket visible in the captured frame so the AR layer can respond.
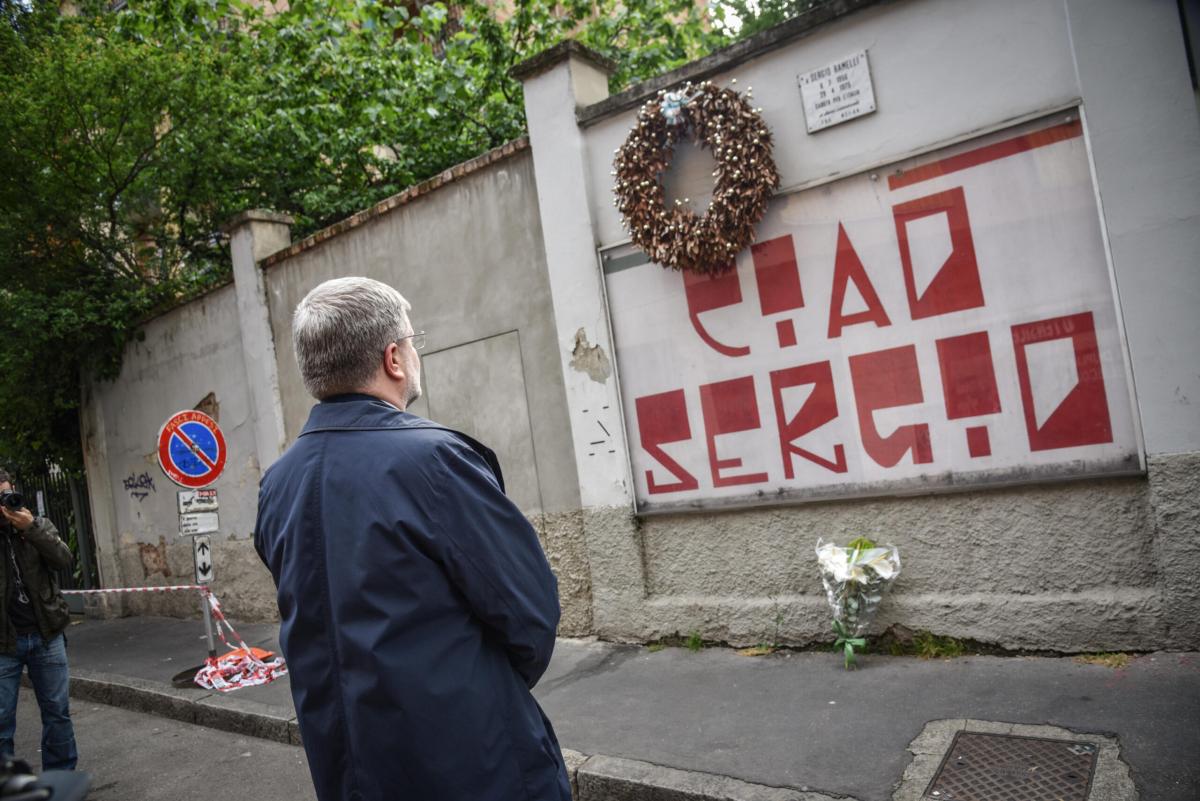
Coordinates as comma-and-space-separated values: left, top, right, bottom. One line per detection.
255, 395, 569, 801
0, 516, 73, 652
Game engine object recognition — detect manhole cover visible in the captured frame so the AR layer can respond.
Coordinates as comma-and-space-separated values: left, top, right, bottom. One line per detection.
924, 731, 1098, 801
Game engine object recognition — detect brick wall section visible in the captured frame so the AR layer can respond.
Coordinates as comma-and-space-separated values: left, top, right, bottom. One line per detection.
261, 136, 532, 270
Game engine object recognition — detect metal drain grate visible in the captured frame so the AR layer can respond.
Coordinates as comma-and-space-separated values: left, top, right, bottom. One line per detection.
924, 731, 1098, 801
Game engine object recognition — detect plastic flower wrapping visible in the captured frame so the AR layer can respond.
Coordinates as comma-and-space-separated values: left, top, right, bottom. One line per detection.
815, 537, 901, 669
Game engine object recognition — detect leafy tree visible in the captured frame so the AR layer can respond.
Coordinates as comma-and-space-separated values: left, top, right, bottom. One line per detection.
0, 0, 250, 469
709, 0, 841, 40
0, 0, 725, 470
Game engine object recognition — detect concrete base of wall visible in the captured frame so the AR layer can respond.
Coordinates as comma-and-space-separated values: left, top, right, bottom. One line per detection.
580, 451, 1199, 652
95, 513, 597, 636
105, 536, 279, 621
537, 511, 594, 637
89, 451, 1196, 650
1147, 451, 1200, 649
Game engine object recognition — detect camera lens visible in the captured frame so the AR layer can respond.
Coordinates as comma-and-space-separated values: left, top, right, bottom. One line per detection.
0, 491, 22, 510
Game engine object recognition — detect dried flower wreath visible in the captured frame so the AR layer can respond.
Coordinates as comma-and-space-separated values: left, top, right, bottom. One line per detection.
613, 80, 780, 276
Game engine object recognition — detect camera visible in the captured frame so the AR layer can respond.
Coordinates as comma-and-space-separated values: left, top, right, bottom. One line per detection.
0, 756, 89, 801
0, 491, 23, 510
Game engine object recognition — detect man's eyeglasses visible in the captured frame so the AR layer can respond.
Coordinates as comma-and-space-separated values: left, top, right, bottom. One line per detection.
397, 331, 426, 351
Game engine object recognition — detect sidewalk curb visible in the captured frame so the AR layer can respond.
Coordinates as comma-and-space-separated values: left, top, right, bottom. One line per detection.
69, 669, 300, 745
64, 671, 853, 801
571, 753, 848, 800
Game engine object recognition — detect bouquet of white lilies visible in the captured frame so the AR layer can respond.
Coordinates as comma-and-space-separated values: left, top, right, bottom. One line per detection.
815, 536, 901, 669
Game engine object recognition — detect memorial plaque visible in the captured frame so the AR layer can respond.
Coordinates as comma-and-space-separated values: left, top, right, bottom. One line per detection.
798, 50, 876, 133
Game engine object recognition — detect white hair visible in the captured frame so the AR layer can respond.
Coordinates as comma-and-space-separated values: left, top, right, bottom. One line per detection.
292, 277, 413, 400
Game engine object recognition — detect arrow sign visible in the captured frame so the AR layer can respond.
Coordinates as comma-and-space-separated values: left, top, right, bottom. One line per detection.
193, 535, 214, 584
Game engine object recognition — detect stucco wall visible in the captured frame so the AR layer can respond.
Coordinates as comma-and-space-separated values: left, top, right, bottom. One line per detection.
580, 465, 1195, 651
81, 149, 593, 632
80, 284, 278, 620
263, 150, 581, 516
261, 149, 591, 632
518, 0, 1200, 650
77, 0, 1198, 652
579, 0, 1200, 460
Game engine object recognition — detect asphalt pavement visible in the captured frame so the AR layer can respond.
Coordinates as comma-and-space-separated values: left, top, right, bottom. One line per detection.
43, 615, 1200, 800
13, 688, 316, 801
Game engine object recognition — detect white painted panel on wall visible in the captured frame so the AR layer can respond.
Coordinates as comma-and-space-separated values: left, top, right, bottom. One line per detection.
603, 114, 1141, 513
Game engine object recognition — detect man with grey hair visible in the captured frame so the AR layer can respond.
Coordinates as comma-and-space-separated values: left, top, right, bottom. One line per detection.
254, 277, 569, 801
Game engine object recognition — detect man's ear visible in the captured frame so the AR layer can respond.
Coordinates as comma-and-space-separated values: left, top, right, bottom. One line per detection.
382, 342, 407, 382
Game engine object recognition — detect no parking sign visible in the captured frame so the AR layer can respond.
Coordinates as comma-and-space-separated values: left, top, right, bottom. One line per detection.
157, 410, 227, 489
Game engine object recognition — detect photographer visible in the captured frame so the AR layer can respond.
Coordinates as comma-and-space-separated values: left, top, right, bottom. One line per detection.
0, 469, 77, 772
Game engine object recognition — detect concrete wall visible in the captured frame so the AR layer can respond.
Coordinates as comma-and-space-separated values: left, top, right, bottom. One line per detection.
79, 284, 279, 620
519, 0, 1200, 650
81, 146, 593, 633
261, 146, 590, 632
79, 0, 1198, 652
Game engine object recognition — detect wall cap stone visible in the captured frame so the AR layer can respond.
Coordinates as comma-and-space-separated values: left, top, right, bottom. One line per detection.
510, 40, 617, 82
220, 209, 295, 233
576, 0, 885, 128
261, 137, 531, 270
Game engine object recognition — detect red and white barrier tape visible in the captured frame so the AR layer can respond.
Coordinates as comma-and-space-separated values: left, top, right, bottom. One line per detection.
60, 585, 287, 693
194, 591, 287, 693
61, 585, 208, 594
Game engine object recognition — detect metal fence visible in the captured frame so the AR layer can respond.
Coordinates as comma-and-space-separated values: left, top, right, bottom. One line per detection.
11, 467, 99, 609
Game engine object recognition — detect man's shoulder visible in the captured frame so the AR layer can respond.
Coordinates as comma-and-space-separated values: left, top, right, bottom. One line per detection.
264, 414, 482, 481
360, 419, 478, 457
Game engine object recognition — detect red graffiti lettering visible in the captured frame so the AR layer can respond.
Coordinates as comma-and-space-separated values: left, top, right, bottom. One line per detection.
699, 377, 769, 487
635, 389, 700, 494
684, 269, 750, 358
769, 361, 847, 475
828, 224, 892, 339
848, 345, 934, 467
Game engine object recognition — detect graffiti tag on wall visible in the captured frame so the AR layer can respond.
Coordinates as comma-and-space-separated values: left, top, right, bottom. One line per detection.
123, 472, 157, 502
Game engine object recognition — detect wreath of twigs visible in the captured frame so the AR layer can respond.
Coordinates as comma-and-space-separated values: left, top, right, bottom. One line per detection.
613, 80, 780, 277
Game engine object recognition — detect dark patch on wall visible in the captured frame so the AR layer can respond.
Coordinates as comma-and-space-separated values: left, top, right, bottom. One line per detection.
138, 536, 171, 579
195, 392, 219, 421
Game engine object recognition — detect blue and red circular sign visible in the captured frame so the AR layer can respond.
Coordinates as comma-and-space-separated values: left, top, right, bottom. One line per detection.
157, 410, 227, 489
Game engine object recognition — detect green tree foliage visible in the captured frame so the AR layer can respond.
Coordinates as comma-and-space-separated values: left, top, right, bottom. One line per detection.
709, 0, 838, 40
0, 0, 731, 470
0, 0, 249, 469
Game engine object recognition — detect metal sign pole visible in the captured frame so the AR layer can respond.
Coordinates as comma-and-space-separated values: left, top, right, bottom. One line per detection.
192, 533, 216, 658
201, 592, 217, 659
158, 409, 227, 678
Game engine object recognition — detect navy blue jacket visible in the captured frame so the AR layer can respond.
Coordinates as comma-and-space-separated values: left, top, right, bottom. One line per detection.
254, 395, 569, 801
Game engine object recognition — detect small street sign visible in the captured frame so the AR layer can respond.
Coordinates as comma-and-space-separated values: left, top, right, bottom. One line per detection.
180, 511, 219, 536
157, 410, 227, 489
193, 534, 214, 584
178, 488, 219, 514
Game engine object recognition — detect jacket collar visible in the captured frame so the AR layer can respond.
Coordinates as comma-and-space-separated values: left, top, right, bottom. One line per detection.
297, 394, 505, 490
300, 394, 432, 436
